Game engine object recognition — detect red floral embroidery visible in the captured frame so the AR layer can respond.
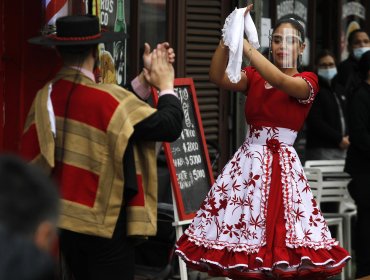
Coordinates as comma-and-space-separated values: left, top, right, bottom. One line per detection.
183, 125, 339, 257
231, 180, 241, 192
249, 214, 263, 230
215, 182, 228, 195
249, 125, 263, 138
293, 207, 305, 222
219, 199, 228, 210
266, 138, 281, 153
207, 206, 219, 217
244, 172, 260, 188
298, 171, 306, 183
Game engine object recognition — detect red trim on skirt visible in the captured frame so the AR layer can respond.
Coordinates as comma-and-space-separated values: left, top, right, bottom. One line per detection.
175, 150, 350, 279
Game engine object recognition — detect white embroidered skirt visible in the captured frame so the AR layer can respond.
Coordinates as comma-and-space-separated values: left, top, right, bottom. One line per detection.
176, 125, 350, 279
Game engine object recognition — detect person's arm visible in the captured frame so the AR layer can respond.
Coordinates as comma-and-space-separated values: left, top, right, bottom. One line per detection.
242, 39, 311, 99
129, 71, 151, 100
132, 47, 183, 142
132, 94, 183, 142
339, 136, 350, 150
209, 40, 249, 92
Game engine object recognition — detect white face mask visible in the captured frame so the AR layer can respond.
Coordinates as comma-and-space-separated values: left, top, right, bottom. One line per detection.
318, 67, 337, 81
353, 47, 370, 60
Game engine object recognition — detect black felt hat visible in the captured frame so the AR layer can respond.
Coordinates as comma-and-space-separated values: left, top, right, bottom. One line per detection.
29, 15, 124, 46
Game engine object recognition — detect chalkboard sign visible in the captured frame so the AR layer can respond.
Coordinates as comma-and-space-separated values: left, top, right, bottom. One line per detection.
152, 78, 214, 220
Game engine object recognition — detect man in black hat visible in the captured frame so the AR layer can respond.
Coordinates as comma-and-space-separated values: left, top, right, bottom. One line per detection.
21, 15, 183, 280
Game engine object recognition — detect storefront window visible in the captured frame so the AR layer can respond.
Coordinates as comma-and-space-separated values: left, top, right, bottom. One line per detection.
88, 0, 130, 85
139, 0, 167, 63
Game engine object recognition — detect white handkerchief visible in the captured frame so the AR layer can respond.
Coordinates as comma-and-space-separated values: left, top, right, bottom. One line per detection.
222, 7, 260, 83
245, 13, 260, 49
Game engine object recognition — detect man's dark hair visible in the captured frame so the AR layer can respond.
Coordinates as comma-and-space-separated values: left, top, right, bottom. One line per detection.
56, 44, 97, 66
0, 155, 59, 237
347, 28, 368, 46
359, 50, 370, 81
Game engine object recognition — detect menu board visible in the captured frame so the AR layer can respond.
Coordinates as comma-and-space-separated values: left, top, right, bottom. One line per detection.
152, 78, 214, 221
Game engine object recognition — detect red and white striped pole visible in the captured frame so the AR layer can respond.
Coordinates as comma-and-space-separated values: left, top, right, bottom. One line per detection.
44, 0, 69, 26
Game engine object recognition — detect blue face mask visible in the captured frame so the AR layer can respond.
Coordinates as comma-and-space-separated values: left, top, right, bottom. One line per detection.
353, 47, 370, 60
318, 67, 337, 81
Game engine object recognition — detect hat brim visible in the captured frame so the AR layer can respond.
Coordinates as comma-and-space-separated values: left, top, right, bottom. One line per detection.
28, 31, 126, 46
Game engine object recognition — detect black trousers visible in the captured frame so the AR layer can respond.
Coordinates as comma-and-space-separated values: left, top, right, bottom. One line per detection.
59, 208, 135, 280
347, 174, 370, 278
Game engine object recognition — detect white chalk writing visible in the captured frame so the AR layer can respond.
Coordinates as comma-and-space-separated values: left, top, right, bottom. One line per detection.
101, 0, 114, 26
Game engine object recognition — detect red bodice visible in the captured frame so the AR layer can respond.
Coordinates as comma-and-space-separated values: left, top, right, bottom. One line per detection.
243, 67, 319, 131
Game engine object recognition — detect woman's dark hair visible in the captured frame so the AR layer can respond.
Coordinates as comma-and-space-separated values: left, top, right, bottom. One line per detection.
315, 49, 336, 65
273, 17, 305, 43
358, 50, 370, 81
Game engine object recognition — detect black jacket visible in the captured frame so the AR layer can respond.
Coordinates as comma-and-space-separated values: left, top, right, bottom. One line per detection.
337, 55, 362, 98
123, 93, 183, 202
345, 82, 370, 175
133, 94, 183, 141
306, 76, 347, 149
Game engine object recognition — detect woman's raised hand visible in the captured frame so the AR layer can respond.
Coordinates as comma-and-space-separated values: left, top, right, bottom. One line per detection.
244, 3, 253, 16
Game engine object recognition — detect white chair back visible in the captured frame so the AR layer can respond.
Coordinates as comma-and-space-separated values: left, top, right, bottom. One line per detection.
304, 159, 345, 173
320, 180, 349, 203
304, 160, 354, 212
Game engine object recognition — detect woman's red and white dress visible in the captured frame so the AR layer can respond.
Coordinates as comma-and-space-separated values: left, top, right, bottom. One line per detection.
175, 67, 351, 279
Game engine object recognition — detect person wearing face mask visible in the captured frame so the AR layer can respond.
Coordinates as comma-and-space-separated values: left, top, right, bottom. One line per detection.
305, 50, 349, 160
337, 29, 370, 98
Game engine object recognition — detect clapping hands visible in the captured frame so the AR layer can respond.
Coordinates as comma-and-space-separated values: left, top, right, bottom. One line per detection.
143, 46, 174, 91
143, 42, 175, 71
